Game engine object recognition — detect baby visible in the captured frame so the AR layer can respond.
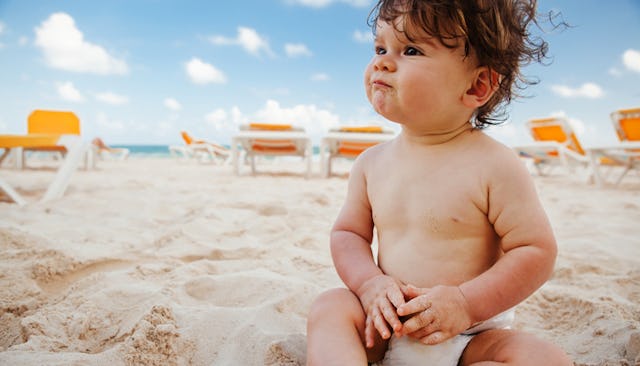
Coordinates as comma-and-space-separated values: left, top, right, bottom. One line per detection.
306, 0, 573, 365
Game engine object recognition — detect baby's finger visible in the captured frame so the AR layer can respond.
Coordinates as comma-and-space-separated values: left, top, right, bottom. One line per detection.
365, 316, 376, 348
372, 308, 391, 340
380, 302, 402, 333
401, 308, 436, 335
407, 316, 440, 340
386, 287, 405, 309
419, 331, 447, 345
397, 295, 432, 317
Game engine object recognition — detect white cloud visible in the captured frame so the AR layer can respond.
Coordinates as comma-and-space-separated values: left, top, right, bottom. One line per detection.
35, 12, 128, 75
201, 100, 342, 143
311, 72, 330, 81
0, 21, 5, 49
608, 67, 622, 77
164, 97, 182, 111
551, 82, 604, 99
353, 29, 374, 43
209, 27, 274, 57
285, 43, 312, 57
56, 81, 84, 102
622, 49, 640, 73
286, 0, 371, 8
96, 91, 128, 105
254, 99, 340, 141
205, 108, 228, 125
185, 57, 227, 84
205, 106, 247, 141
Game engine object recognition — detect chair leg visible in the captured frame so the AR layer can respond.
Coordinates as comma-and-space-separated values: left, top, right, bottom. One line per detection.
41, 137, 87, 202
0, 178, 27, 205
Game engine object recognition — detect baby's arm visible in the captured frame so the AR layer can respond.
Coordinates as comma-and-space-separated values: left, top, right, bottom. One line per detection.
331, 154, 405, 347
457, 150, 557, 323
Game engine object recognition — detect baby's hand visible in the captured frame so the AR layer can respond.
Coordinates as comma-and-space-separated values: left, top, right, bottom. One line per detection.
396, 285, 473, 345
356, 274, 405, 348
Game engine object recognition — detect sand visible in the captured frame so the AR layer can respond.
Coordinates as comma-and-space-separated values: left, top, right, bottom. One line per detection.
0, 157, 639, 365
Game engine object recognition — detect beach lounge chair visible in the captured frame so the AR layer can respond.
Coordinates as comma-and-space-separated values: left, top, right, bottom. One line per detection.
586, 108, 640, 186
320, 125, 395, 177
0, 134, 88, 205
512, 117, 594, 176
18, 110, 92, 168
168, 131, 229, 164
92, 137, 129, 161
230, 123, 312, 177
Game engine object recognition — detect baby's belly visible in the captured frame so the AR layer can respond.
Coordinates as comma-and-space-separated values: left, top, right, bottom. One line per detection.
378, 235, 499, 288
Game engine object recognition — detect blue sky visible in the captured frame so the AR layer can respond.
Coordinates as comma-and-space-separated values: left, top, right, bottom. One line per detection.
0, 0, 639, 147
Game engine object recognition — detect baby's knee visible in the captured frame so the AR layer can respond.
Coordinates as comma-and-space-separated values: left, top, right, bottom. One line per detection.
465, 330, 572, 366
308, 288, 362, 325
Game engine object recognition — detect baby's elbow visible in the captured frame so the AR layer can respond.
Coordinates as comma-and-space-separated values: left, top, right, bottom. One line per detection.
538, 236, 558, 281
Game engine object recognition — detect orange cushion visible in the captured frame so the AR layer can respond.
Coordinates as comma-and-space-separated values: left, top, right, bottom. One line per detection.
339, 126, 383, 133
619, 118, 640, 141
249, 123, 293, 131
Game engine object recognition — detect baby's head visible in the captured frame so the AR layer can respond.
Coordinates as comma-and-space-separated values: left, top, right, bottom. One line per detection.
369, 0, 551, 128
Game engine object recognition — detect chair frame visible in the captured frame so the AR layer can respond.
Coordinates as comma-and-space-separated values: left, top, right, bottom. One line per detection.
231, 124, 312, 177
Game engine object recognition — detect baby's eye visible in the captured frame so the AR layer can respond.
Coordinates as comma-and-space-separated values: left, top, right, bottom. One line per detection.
375, 46, 387, 55
404, 47, 422, 56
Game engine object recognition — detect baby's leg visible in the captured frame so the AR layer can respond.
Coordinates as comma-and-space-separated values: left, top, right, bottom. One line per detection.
306, 288, 387, 365
460, 329, 572, 366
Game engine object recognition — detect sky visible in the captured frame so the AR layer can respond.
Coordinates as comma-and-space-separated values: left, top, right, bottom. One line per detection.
0, 0, 639, 147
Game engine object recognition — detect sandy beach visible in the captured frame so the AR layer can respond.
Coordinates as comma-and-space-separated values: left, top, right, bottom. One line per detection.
0, 157, 639, 365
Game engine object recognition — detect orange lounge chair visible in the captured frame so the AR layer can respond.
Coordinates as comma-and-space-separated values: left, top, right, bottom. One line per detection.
92, 137, 129, 161
168, 131, 229, 163
18, 110, 85, 167
0, 134, 87, 205
231, 123, 312, 177
320, 125, 395, 177
586, 108, 640, 186
513, 117, 594, 176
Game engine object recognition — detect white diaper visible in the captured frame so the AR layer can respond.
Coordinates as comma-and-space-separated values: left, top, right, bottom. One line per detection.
374, 309, 515, 366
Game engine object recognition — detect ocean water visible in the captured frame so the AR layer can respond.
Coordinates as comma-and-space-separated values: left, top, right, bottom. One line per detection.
112, 145, 173, 158
112, 145, 322, 158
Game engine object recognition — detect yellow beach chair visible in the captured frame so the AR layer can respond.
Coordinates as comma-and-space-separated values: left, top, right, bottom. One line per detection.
169, 131, 229, 163
513, 117, 593, 176
586, 108, 640, 186
0, 134, 87, 205
230, 123, 312, 177
320, 125, 395, 177
19, 110, 84, 168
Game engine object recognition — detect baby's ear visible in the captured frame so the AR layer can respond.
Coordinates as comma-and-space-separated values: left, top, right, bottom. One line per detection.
463, 67, 501, 108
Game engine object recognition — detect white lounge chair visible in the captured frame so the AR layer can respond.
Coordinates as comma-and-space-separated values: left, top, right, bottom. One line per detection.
320, 125, 395, 177
169, 131, 229, 164
586, 108, 640, 186
92, 137, 129, 161
513, 117, 594, 177
231, 123, 312, 177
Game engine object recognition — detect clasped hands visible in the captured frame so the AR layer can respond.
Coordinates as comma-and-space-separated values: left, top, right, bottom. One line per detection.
356, 274, 473, 348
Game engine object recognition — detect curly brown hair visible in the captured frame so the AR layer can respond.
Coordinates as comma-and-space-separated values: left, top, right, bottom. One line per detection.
368, 0, 554, 128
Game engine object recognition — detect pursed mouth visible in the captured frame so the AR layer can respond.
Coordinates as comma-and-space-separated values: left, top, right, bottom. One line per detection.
372, 80, 391, 88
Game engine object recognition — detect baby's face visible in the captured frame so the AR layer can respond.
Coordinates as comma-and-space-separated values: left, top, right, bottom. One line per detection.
364, 19, 478, 132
